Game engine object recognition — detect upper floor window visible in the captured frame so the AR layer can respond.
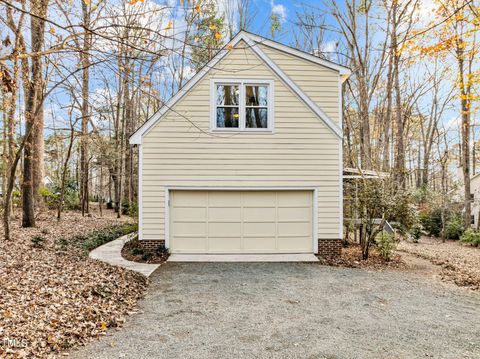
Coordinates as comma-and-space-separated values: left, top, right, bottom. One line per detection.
211, 79, 274, 131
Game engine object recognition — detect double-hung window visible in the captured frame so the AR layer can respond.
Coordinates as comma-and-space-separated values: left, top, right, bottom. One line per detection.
212, 79, 273, 131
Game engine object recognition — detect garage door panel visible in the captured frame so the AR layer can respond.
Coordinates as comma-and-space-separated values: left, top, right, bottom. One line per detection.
172, 207, 206, 221
243, 207, 276, 222
243, 222, 276, 237
172, 222, 206, 236
208, 222, 242, 237
244, 237, 276, 251
277, 191, 311, 206
173, 191, 207, 206
278, 222, 311, 236
277, 236, 311, 251
243, 191, 276, 206
209, 207, 242, 221
170, 190, 313, 254
208, 237, 242, 252
173, 237, 206, 252
278, 207, 311, 221
208, 192, 241, 207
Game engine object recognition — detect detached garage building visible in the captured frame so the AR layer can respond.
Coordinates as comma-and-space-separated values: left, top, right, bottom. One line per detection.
129, 31, 350, 258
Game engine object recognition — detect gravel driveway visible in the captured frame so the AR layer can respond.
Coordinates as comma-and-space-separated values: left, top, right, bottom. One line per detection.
73, 263, 480, 359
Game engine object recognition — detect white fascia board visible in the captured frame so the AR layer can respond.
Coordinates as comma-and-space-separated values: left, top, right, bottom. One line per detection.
129, 32, 252, 145
244, 36, 343, 139
245, 32, 352, 76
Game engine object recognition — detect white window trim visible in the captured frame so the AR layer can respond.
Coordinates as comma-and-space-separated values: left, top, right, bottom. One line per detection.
210, 79, 275, 133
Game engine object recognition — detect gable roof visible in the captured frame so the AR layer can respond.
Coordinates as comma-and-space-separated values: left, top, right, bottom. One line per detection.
130, 31, 351, 145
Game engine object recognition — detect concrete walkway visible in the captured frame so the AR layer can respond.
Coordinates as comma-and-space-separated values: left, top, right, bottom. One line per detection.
168, 253, 319, 262
89, 233, 160, 277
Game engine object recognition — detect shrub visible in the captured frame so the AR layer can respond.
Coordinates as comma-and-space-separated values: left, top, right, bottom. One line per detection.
121, 201, 138, 217
58, 223, 138, 254
375, 232, 396, 260
444, 214, 464, 240
39, 187, 59, 209
31, 235, 46, 248
420, 208, 443, 237
410, 223, 423, 243
460, 229, 480, 247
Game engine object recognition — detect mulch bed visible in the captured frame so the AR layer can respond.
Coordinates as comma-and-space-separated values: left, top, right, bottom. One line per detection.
0, 209, 148, 358
318, 244, 406, 271
121, 238, 170, 264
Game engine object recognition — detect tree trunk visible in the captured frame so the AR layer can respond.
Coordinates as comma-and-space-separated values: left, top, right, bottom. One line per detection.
22, 0, 48, 227
57, 123, 75, 220
80, 2, 91, 216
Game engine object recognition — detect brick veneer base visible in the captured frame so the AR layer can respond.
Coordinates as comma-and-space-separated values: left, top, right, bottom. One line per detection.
139, 240, 165, 251
318, 239, 342, 258
139, 239, 342, 257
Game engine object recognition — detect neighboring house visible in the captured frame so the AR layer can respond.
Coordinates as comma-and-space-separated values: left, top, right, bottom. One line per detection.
130, 31, 350, 257
469, 173, 480, 228
455, 166, 479, 228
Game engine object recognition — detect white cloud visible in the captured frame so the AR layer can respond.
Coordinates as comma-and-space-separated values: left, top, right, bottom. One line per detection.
415, 0, 438, 26
270, 1, 287, 22
321, 40, 337, 54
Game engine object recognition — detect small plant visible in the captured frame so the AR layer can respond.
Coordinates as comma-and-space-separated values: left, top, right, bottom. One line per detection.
131, 247, 144, 256
410, 223, 423, 243
375, 232, 396, 260
460, 229, 480, 247
444, 214, 464, 240
39, 187, 60, 209
31, 235, 46, 248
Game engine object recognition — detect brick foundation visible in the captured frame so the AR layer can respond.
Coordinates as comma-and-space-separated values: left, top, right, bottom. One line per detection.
318, 239, 342, 258
139, 240, 165, 251
140, 239, 342, 257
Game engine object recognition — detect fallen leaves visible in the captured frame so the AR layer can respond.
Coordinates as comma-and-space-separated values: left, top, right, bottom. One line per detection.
398, 236, 480, 290
0, 209, 147, 358
318, 244, 406, 270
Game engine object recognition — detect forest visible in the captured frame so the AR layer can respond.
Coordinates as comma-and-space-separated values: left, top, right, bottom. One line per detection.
0, 0, 478, 249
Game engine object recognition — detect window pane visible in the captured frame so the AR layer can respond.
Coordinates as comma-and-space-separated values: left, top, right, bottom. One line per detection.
246, 108, 268, 128
246, 86, 268, 106
216, 85, 239, 106
217, 107, 239, 128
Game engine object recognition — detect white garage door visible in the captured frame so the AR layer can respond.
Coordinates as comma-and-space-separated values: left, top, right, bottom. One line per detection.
169, 190, 313, 253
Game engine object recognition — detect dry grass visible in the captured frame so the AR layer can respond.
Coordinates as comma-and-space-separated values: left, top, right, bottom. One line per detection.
0, 209, 147, 358
398, 236, 480, 290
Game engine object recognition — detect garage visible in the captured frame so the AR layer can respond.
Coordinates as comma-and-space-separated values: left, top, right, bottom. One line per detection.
169, 190, 314, 254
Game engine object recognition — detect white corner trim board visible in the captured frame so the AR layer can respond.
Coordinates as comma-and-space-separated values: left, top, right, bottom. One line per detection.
129, 31, 349, 145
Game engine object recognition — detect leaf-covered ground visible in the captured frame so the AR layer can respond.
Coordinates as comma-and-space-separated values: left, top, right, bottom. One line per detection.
0, 210, 147, 358
398, 236, 480, 290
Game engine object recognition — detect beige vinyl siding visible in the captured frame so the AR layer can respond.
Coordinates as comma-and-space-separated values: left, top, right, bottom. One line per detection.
259, 44, 340, 125
141, 41, 341, 242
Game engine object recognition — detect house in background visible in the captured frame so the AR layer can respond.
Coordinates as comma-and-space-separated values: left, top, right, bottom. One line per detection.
130, 31, 350, 258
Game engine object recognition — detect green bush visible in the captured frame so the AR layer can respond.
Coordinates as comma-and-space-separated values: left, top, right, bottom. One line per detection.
375, 232, 396, 260
121, 201, 138, 217
39, 187, 60, 209
31, 235, 46, 248
59, 223, 138, 254
410, 223, 423, 243
420, 208, 443, 237
460, 229, 480, 246
444, 214, 464, 240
